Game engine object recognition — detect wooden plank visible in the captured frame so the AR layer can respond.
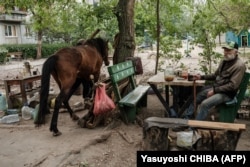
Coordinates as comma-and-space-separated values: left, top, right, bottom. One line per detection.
147, 72, 205, 87
187, 120, 246, 131
145, 117, 246, 131
145, 117, 188, 125
119, 85, 150, 107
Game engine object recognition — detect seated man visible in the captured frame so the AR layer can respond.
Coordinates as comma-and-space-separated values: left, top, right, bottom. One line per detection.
184, 41, 246, 120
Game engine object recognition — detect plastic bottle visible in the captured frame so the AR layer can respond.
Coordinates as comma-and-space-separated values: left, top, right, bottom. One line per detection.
21, 105, 33, 120
0, 114, 20, 124
0, 93, 7, 112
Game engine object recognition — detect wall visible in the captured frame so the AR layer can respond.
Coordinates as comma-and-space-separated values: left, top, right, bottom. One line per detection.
225, 31, 238, 44
238, 30, 250, 47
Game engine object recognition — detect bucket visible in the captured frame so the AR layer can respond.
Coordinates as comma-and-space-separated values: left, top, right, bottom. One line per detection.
176, 131, 194, 148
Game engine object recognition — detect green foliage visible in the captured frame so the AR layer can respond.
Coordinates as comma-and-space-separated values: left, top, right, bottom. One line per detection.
0, 46, 8, 63
2, 0, 250, 73
0, 43, 70, 60
135, 0, 156, 41
135, 0, 186, 44
158, 36, 183, 71
41, 43, 70, 57
191, 2, 225, 74
134, 0, 193, 72
36, 0, 117, 43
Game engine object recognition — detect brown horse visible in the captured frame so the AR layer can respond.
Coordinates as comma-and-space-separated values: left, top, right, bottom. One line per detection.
35, 37, 109, 136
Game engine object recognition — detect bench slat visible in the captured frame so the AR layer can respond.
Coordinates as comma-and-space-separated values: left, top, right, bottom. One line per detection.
108, 61, 133, 74
110, 67, 135, 83
119, 85, 150, 107
219, 72, 250, 122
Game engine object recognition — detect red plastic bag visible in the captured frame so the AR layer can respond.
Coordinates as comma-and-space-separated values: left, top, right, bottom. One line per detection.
93, 83, 115, 116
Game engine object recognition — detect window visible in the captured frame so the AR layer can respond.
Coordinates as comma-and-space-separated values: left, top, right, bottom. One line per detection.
25, 26, 32, 37
242, 35, 248, 47
4, 25, 16, 37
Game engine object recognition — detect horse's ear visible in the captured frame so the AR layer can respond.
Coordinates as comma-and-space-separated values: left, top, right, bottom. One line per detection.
77, 39, 85, 45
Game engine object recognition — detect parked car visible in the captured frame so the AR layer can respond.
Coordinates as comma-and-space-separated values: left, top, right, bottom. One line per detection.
137, 43, 152, 50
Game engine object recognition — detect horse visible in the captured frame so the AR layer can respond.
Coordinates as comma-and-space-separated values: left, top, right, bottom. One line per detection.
35, 37, 110, 136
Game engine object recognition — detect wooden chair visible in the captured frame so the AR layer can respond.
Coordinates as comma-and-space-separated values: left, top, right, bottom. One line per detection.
6, 52, 23, 61
219, 72, 250, 123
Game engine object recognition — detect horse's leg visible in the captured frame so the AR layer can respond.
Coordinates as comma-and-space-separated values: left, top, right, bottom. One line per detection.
82, 79, 94, 99
50, 90, 66, 136
93, 72, 100, 83
62, 78, 82, 120
83, 72, 99, 99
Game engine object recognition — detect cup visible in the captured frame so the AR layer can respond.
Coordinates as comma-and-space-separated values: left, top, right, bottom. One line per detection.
164, 66, 175, 81
181, 70, 188, 79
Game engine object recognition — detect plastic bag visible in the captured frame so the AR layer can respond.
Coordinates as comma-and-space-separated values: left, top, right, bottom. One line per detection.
176, 131, 193, 148
93, 83, 115, 116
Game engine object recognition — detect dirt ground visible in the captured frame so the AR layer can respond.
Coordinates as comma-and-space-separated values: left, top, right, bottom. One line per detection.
0, 47, 250, 167
0, 92, 167, 167
0, 94, 250, 167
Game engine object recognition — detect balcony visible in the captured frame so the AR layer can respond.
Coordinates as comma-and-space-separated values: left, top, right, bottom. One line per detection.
0, 6, 27, 22
0, 13, 26, 22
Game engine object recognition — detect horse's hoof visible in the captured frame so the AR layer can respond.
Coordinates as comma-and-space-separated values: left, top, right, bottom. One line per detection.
78, 119, 86, 128
53, 131, 62, 136
72, 114, 79, 121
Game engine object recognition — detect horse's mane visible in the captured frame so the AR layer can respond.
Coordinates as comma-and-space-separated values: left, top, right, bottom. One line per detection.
77, 38, 108, 59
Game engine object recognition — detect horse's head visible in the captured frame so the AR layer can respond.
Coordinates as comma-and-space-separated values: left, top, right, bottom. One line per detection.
84, 38, 110, 66
102, 39, 110, 66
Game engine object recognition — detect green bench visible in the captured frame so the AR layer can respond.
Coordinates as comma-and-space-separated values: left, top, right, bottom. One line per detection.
108, 60, 150, 123
219, 72, 250, 123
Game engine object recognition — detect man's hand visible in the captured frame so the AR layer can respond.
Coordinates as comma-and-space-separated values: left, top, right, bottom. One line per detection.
207, 90, 214, 97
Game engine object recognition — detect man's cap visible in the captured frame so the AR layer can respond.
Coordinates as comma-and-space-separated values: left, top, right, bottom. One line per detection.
222, 41, 238, 50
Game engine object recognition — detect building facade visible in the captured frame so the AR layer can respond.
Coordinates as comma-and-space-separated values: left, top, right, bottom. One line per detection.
0, 6, 37, 45
225, 30, 250, 48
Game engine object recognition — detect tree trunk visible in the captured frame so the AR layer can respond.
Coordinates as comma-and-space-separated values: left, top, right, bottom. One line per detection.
155, 0, 160, 74
113, 0, 135, 64
37, 30, 42, 59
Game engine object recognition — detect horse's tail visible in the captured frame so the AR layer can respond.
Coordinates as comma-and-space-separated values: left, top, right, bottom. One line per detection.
35, 55, 57, 126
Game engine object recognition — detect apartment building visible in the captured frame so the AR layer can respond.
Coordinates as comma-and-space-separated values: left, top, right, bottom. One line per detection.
0, 6, 37, 45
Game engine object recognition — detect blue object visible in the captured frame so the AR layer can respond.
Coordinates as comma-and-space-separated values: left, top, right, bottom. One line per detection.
0, 93, 7, 111
170, 107, 178, 118
225, 97, 237, 105
6, 109, 18, 115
